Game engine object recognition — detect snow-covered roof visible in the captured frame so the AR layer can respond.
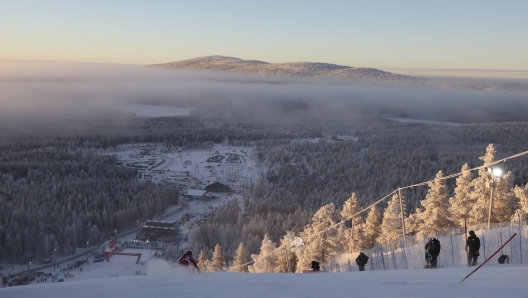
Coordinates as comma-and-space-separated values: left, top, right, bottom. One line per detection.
204, 181, 228, 187
186, 189, 207, 196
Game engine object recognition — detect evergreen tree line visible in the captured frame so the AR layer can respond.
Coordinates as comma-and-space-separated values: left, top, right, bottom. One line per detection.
0, 113, 322, 152
0, 113, 324, 268
0, 148, 178, 268
2, 111, 528, 273
187, 120, 528, 271
190, 144, 528, 273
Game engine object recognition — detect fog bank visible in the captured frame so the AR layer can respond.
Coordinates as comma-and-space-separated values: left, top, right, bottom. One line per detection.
1, 61, 527, 126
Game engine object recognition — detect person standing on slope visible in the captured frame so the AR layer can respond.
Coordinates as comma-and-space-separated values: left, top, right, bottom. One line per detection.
424, 238, 433, 268
430, 238, 441, 268
356, 252, 369, 271
177, 250, 200, 272
466, 231, 481, 266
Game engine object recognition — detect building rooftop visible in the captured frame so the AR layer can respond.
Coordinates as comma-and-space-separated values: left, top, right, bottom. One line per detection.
187, 189, 207, 196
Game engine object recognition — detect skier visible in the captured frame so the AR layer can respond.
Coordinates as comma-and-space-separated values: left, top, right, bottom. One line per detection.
177, 250, 200, 272
355, 252, 369, 271
465, 231, 481, 266
430, 238, 441, 268
424, 238, 433, 268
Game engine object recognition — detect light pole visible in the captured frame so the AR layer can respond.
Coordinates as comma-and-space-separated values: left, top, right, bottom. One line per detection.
487, 167, 502, 230
398, 188, 407, 248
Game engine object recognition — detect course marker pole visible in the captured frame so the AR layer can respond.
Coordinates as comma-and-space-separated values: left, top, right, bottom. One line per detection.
460, 233, 517, 284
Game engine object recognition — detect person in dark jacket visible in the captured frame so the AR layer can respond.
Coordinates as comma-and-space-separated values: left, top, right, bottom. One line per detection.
424, 238, 433, 268
356, 252, 369, 271
310, 261, 320, 271
466, 231, 481, 266
430, 238, 441, 268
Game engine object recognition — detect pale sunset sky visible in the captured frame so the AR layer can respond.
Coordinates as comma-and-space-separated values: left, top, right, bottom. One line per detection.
1, 0, 527, 70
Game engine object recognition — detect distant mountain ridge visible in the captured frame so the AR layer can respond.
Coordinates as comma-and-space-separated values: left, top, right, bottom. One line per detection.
149, 55, 422, 82
149, 56, 504, 90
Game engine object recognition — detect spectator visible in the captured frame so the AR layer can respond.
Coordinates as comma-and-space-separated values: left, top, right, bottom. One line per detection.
466, 231, 481, 266
355, 252, 369, 271
430, 238, 441, 268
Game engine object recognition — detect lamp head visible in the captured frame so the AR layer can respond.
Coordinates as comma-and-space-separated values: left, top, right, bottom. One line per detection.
487, 167, 503, 177
492, 168, 502, 177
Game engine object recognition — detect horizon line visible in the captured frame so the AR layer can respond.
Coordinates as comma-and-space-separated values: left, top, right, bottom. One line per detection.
2, 58, 528, 73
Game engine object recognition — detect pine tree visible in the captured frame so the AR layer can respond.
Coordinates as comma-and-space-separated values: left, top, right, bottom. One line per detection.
468, 144, 516, 225
340, 193, 364, 252
418, 171, 452, 236
405, 209, 422, 236
231, 242, 247, 272
211, 244, 225, 271
248, 233, 277, 273
378, 194, 403, 244
298, 203, 342, 271
514, 184, 528, 221
491, 171, 516, 223
197, 249, 210, 272
274, 231, 296, 273
449, 163, 474, 227
469, 144, 496, 225
363, 207, 381, 249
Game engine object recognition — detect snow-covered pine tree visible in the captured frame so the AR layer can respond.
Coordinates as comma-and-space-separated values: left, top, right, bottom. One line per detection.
363, 206, 381, 249
231, 242, 247, 272
247, 233, 277, 273
449, 163, 474, 227
377, 194, 403, 244
298, 203, 342, 271
197, 249, 210, 272
211, 244, 225, 271
469, 144, 496, 225
513, 184, 528, 221
418, 170, 452, 236
491, 171, 516, 223
274, 231, 297, 273
405, 208, 423, 236
340, 193, 364, 252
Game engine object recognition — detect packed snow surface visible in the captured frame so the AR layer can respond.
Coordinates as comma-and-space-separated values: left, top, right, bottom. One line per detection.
4, 258, 528, 298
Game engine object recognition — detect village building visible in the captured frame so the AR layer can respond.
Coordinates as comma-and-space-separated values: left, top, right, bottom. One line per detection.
204, 181, 232, 193
185, 189, 207, 200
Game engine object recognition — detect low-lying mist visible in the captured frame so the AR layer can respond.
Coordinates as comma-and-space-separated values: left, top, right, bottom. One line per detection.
1, 61, 527, 127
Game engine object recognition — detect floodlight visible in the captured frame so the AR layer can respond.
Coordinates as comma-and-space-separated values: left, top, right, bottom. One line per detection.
492, 168, 503, 177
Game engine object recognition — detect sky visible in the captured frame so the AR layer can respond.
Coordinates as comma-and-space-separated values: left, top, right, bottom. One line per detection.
1, 1, 527, 70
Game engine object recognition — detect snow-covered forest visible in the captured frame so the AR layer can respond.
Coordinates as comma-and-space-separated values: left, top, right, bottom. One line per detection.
189, 142, 528, 273
2, 76, 528, 274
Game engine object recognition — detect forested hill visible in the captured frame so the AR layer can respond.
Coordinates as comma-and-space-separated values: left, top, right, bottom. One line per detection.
149, 55, 422, 82
149, 56, 503, 90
